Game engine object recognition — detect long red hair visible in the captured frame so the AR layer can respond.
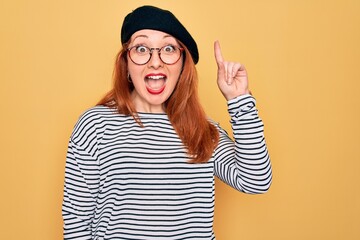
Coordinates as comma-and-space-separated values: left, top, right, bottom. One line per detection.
98, 42, 219, 163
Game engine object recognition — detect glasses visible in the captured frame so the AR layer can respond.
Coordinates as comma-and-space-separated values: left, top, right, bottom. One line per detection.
127, 45, 184, 65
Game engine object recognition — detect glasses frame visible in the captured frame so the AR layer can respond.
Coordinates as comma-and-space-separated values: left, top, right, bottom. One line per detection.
127, 45, 184, 65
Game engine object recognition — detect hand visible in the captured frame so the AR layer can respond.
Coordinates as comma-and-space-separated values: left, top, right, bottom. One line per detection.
214, 40, 250, 101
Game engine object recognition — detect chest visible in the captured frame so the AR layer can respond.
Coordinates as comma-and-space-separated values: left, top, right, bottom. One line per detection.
96, 120, 214, 184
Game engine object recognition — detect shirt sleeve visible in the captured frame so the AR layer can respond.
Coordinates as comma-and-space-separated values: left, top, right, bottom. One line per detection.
213, 94, 272, 194
62, 111, 100, 239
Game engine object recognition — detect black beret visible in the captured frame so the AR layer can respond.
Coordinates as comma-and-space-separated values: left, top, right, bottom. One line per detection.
121, 5, 199, 64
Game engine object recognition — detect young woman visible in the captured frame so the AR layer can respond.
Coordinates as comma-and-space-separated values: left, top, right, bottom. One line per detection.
62, 5, 272, 240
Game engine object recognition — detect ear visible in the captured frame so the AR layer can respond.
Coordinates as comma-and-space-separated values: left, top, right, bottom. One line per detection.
127, 72, 132, 83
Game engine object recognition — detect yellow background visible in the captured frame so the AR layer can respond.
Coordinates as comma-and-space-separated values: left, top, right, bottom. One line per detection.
1, 0, 359, 239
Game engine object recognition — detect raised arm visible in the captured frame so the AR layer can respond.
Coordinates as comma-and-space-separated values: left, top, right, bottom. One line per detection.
213, 41, 272, 193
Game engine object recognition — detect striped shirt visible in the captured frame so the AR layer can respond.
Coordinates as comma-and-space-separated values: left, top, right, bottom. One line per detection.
62, 95, 272, 239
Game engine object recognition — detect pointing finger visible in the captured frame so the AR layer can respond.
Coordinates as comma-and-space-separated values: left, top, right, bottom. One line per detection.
214, 40, 224, 65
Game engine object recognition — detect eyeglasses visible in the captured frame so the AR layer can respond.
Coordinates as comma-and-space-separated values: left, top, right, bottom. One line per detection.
127, 45, 184, 65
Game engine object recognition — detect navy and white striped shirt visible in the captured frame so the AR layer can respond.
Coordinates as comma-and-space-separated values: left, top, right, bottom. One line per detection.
62, 95, 272, 239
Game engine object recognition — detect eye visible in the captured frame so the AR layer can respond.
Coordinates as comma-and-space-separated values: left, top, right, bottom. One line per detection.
162, 45, 176, 53
135, 45, 149, 54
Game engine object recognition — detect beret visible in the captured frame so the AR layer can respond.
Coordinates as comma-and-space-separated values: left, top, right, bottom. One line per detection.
121, 5, 199, 64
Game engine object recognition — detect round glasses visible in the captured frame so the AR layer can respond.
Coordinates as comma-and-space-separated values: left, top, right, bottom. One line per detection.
127, 45, 184, 65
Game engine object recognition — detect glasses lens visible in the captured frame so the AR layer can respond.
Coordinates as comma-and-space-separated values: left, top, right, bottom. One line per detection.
129, 46, 150, 65
160, 45, 182, 64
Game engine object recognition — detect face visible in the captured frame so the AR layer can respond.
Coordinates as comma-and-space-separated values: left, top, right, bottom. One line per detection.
127, 29, 183, 113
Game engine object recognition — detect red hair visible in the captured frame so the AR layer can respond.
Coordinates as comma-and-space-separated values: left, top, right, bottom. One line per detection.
98, 43, 219, 163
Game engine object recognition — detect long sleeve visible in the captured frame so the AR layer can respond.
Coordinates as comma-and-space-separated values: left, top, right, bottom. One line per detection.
214, 94, 272, 194
62, 111, 100, 239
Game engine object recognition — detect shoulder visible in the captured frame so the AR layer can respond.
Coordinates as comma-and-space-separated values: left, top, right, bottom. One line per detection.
80, 105, 115, 119
75, 105, 114, 127
71, 105, 121, 141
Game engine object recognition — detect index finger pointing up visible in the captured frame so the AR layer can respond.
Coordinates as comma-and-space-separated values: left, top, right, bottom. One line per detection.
214, 40, 224, 65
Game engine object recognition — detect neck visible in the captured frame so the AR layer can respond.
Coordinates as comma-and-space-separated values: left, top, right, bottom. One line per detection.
131, 92, 166, 113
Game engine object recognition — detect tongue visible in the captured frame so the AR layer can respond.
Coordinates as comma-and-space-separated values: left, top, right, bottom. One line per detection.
146, 78, 166, 90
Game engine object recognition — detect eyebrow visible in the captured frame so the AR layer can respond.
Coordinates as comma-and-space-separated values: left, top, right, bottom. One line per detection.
133, 34, 148, 40
132, 34, 174, 41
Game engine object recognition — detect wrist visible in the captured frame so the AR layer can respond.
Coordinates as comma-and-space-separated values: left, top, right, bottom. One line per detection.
225, 89, 251, 101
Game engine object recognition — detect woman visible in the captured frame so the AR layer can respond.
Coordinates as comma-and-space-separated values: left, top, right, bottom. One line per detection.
62, 5, 272, 240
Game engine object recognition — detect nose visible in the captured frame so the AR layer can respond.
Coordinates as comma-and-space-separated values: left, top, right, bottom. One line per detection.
147, 51, 163, 69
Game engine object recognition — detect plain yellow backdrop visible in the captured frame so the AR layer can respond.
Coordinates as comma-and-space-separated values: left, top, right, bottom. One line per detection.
1, 0, 359, 239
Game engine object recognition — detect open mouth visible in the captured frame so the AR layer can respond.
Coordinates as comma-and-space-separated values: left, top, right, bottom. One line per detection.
145, 73, 167, 95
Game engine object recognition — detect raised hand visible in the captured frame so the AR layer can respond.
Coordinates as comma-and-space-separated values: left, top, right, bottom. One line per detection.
214, 40, 250, 101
